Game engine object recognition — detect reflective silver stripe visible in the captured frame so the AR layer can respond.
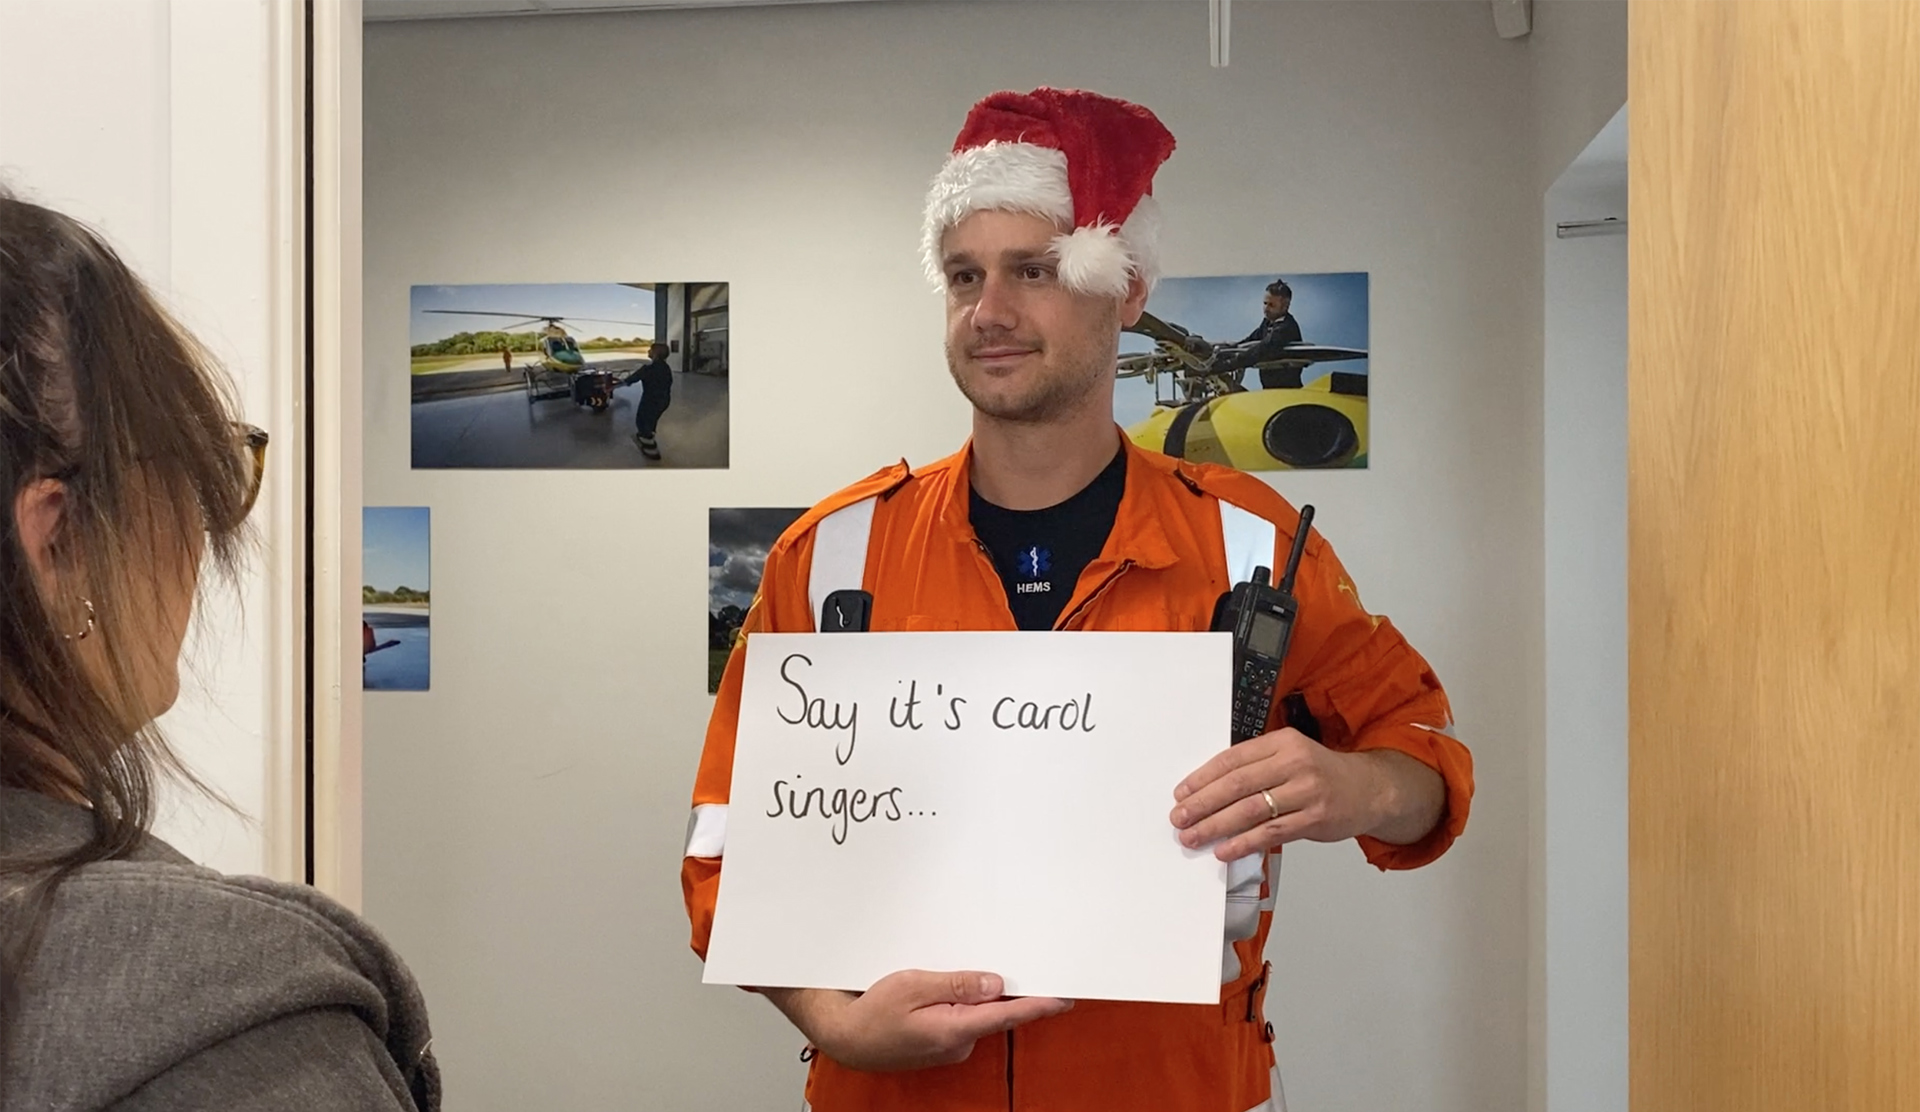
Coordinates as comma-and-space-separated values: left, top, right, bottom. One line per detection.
1258, 849, 1281, 912
1218, 498, 1278, 586
1240, 1065, 1288, 1112
1222, 853, 1273, 982
1414, 719, 1458, 739
807, 496, 878, 631
684, 803, 728, 858
1224, 853, 1265, 940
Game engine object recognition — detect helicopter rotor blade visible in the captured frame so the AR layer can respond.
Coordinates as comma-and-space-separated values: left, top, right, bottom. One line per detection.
559, 316, 653, 332
421, 309, 560, 334
1248, 344, 1370, 368
421, 309, 653, 334
1123, 310, 1192, 345
421, 309, 562, 321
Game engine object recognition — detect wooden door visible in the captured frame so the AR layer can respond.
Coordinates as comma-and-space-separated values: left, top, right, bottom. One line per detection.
1630, 1, 1920, 1107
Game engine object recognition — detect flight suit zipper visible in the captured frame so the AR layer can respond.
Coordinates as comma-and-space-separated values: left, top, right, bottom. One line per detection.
1056, 559, 1135, 630
968, 538, 1018, 627
963, 536, 1132, 1111
1006, 1028, 1015, 1109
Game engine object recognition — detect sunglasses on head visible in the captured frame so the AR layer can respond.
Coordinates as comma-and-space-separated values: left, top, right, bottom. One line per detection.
237, 422, 269, 521
42, 422, 270, 534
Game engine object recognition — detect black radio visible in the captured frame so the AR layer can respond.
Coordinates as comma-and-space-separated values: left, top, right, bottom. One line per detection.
1212, 505, 1314, 744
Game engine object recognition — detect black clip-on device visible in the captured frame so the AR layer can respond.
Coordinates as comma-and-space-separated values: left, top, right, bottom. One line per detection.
820, 589, 873, 633
1211, 504, 1314, 744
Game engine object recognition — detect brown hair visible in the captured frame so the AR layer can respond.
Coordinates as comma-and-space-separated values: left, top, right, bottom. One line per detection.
0, 188, 256, 1057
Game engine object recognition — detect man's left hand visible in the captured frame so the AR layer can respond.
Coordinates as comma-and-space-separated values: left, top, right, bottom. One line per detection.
1168, 729, 1440, 860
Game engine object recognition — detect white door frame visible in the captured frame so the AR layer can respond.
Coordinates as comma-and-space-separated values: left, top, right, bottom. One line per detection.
306, 0, 366, 909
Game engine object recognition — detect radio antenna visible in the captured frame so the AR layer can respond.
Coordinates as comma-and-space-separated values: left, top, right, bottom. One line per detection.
1276, 505, 1315, 596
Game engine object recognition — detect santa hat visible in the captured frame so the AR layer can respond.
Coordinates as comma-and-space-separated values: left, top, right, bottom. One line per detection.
921, 87, 1177, 299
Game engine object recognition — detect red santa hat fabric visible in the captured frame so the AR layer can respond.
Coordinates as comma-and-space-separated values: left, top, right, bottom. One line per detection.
921, 87, 1177, 298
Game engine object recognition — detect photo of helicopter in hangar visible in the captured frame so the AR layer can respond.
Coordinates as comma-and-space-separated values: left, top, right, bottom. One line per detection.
410, 281, 730, 470
420, 308, 648, 413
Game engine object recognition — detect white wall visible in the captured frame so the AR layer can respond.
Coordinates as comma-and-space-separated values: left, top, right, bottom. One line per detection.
1520, 4, 1628, 1106
0, 0, 299, 878
1542, 108, 1628, 1112
362, 2, 1543, 1108
1531, 0, 1629, 187
1525, 5, 1628, 1109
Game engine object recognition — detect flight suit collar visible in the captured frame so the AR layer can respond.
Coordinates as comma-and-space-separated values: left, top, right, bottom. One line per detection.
935, 430, 1181, 572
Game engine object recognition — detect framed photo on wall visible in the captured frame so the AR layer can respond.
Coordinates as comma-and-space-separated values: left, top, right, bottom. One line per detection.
1115, 271, 1370, 471
708, 507, 806, 693
409, 281, 730, 470
362, 506, 431, 692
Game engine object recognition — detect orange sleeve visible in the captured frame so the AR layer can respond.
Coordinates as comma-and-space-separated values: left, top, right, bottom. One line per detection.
1276, 532, 1474, 871
681, 529, 819, 960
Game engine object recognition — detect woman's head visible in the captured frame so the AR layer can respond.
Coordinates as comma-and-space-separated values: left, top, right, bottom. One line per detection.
0, 188, 260, 808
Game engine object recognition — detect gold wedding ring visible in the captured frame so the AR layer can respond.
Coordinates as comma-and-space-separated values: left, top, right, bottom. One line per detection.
1260, 789, 1280, 821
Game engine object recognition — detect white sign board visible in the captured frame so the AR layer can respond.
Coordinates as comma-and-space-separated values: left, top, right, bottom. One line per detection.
703, 631, 1231, 1005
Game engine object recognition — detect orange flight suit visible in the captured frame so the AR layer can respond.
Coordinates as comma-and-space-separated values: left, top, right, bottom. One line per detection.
683, 435, 1473, 1112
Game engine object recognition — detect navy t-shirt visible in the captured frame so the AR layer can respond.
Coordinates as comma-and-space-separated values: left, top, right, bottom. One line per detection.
968, 449, 1127, 631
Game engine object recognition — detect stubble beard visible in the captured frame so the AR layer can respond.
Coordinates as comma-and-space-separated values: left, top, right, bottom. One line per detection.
947, 309, 1120, 427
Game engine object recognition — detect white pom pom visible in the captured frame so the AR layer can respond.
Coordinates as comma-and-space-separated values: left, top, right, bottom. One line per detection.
1052, 224, 1135, 299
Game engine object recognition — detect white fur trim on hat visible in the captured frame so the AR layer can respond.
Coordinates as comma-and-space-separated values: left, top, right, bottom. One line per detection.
1053, 225, 1134, 300
1051, 193, 1163, 299
921, 140, 1158, 297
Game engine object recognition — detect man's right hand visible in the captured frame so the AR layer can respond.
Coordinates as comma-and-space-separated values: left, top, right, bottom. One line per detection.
759, 971, 1073, 1072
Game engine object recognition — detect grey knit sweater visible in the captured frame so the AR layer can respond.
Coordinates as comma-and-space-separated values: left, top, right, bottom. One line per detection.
0, 789, 439, 1110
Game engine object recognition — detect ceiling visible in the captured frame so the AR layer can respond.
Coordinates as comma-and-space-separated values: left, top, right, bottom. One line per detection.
363, 0, 886, 20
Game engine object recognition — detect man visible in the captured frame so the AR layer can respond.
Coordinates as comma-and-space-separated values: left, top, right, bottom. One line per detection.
627, 341, 673, 460
1216, 280, 1306, 389
682, 88, 1472, 1112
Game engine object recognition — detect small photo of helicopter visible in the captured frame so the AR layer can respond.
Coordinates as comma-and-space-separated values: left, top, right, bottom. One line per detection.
409, 282, 730, 470
1114, 272, 1370, 471
426, 311, 645, 414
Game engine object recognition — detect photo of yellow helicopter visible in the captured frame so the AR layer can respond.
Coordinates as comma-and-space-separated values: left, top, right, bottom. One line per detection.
1117, 309, 1370, 470
421, 308, 648, 413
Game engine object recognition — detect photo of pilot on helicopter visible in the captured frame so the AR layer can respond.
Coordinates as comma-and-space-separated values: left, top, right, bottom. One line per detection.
409, 281, 730, 470
1114, 271, 1369, 471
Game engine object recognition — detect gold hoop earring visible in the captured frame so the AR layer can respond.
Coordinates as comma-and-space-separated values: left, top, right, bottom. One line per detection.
63, 596, 96, 642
